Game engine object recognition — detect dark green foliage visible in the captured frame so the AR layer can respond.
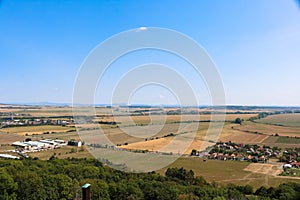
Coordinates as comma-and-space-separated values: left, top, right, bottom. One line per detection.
165, 167, 195, 184
0, 168, 17, 199
0, 158, 300, 199
255, 183, 300, 200
234, 117, 243, 124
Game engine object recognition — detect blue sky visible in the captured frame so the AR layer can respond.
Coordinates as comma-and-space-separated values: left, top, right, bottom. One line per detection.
0, 0, 300, 106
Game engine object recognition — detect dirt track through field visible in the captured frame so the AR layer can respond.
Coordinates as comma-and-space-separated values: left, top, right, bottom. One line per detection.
219, 162, 300, 186
244, 163, 282, 176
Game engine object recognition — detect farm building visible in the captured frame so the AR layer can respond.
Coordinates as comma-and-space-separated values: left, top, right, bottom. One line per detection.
12, 141, 33, 151
54, 139, 67, 145
283, 164, 292, 169
24, 141, 51, 149
39, 139, 60, 148
290, 162, 300, 168
13, 140, 57, 151
68, 140, 82, 147
0, 154, 20, 159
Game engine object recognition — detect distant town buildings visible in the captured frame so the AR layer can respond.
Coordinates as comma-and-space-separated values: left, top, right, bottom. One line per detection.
1, 117, 74, 128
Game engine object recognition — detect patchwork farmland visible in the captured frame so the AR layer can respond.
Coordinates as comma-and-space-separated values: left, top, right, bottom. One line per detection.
1, 105, 300, 189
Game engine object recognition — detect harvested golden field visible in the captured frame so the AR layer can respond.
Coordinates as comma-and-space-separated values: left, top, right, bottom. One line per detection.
119, 132, 213, 154
120, 122, 271, 154
12, 106, 113, 117
0, 132, 25, 144
100, 122, 210, 146
96, 113, 258, 125
1, 125, 75, 136
15, 107, 73, 117
218, 123, 268, 144
221, 132, 268, 144
117, 122, 217, 153
118, 122, 227, 153
234, 122, 300, 137
31, 131, 80, 141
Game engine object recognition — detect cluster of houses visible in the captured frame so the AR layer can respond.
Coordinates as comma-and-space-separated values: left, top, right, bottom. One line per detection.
198, 142, 282, 163
283, 162, 300, 169
1, 118, 74, 128
282, 148, 300, 170
282, 159, 300, 177
281, 148, 300, 162
0, 112, 29, 117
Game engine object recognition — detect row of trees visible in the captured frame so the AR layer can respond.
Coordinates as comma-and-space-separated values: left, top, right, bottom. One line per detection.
0, 157, 300, 199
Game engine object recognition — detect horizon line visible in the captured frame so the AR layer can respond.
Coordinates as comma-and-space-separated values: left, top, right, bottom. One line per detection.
1, 102, 300, 108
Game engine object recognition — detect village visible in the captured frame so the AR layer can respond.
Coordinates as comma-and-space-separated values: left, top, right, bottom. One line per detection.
0, 116, 74, 128
193, 141, 300, 176
201, 141, 300, 163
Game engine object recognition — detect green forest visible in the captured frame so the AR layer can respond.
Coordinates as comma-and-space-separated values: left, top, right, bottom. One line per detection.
0, 157, 299, 200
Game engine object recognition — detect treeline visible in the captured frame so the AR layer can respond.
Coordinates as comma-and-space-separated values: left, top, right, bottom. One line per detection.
0, 157, 300, 200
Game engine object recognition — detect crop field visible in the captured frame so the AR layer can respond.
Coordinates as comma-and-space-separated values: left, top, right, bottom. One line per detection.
120, 121, 271, 154
27, 146, 92, 160
234, 121, 300, 137
118, 122, 216, 153
31, 130, 80, 141
95, 122, 209, 152
261, 136, 300, 148
256, 113, 300, 127
0, 132, 25, 144
119, 132, 210, 154
0, 125, 75, 135
96, 113, 258, 125
2, 105, 300, 190
10, 107, 114, 117
220, 131, 269, 144
276, 136, 300, 144
157, 157, 300, 189
15, 107, 73, 117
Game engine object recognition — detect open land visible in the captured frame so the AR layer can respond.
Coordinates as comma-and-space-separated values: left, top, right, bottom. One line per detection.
256, 113, 300, 127
1, 105, 300, 189
157, 158, 300, 189
0, 125, 75, 136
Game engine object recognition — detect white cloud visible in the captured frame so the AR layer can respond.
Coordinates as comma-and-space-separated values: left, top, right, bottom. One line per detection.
136, 27, 148, 32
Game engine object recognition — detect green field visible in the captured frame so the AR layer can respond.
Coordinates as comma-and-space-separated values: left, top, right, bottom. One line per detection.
157, 157, 300, 189
281, 168, 300, 177
158, 157, 250, 181
276, 136, 300, 144
234, 121, 300, 137
256, 113, 300, 127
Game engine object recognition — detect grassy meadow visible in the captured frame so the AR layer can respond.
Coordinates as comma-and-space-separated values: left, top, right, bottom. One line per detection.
256, 113, 300, 127
158, 157, 300, 189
